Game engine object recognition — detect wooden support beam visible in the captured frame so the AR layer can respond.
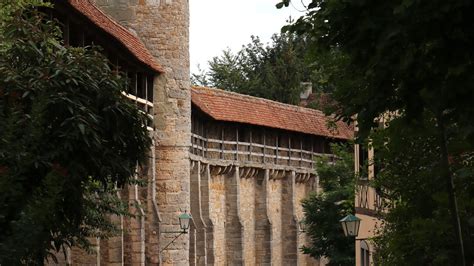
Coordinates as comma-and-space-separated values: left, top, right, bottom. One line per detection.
220, 127, 224, 159
263, 130, 266, 163
201, 120, 205, 157
204, 121, 208, 158
124, 70, 128, 93
235, 127, 239, 161
288, 136, 291, 166
300, 138, 303, 167
275, 135, 279, 164
249, 130, 253, 162
134, 72, 138, 102
144, 73, 150, 129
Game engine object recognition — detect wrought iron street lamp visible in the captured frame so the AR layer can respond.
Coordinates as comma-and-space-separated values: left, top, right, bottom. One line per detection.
178, 211, 192, 233
160, 211, 193, 254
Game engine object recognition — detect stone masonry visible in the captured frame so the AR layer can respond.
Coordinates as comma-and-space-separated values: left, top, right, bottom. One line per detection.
49, 1, 353, 264
188, 158, 321, 266
94, 0, 191, 265
188, 86, 355, 265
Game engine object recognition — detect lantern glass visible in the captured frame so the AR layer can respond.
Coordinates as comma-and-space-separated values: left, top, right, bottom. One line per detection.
339, 214, 361, 237
179, 211, 192, 231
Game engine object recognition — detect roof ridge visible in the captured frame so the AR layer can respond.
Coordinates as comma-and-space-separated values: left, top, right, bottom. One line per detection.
191, 86, 327, 116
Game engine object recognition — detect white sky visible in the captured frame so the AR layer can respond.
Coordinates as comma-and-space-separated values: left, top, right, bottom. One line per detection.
189, 0, 310, 74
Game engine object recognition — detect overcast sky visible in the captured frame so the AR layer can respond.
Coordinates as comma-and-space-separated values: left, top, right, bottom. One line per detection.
189, 0, 310, 74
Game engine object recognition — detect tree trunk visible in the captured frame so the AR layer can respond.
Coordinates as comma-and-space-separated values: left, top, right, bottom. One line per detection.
435, 114, 466, 265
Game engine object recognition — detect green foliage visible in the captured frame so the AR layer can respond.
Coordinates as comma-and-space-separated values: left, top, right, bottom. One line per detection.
301, 144, 355, 265
284, 0, 474, 142
0, 4, 151, 264
282, 0, 474, 263
370, 115, 474, 265
192, 34, 314, 104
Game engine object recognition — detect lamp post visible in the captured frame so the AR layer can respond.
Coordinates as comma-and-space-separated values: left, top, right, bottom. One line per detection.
160, 211, 192, 253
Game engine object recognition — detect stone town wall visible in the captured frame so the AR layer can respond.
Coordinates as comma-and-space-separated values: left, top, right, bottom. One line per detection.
189, 158, 321, 265
55, 1, 335, 264
93, 0, 191, 265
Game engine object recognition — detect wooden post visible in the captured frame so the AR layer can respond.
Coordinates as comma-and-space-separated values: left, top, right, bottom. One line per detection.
220, 127, 224, 159
263, 129, 266, 164
235, 127, 239, 161
275, 135, 279, 164
311, 137, 314, 169
191, 117, 195, 155
190, 116, 196, 154
201, 120, 205, 157
124, 70, 128, 93
144, 74, 149, 129
134, 72, 138, 102
204, 121, 208, 158
288, 136, 291, 166
249, 130, 253, 162
300, 138, 303, 167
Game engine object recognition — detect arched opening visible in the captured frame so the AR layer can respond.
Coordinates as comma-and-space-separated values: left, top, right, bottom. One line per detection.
360, 240, 370, 266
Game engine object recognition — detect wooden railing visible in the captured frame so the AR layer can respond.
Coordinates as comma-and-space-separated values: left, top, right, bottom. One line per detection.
123, 92, 154, 131
191, 133, 331, 169
356, 181, 386, 214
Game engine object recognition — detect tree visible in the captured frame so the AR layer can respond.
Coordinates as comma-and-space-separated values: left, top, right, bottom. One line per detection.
0, 3, 151, 264
192, 33, 314, 104
278, 0, 474, 264
370, 115, 474, 265
301, 144, 355, 265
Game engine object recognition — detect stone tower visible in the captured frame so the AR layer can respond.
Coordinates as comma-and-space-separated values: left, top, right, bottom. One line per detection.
94, 0, 191, 265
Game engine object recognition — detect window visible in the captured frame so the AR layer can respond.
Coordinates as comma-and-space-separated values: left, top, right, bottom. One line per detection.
360, 240, 370, 266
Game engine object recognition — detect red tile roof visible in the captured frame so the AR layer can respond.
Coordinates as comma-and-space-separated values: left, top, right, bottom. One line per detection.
192, 86, 353, 140
66, 0, 164, 73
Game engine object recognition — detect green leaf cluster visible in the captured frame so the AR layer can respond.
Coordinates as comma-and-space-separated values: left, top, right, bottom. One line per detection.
301, 144, 355, 265
0, 3, 151, 264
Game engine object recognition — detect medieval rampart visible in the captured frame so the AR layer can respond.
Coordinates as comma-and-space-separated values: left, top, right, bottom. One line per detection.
45, 1, 354, 265
188, 86, 352, 265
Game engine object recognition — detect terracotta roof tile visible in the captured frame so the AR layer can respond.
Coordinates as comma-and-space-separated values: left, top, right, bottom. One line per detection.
192, 86, 353, 140
67, 0, 164, 73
